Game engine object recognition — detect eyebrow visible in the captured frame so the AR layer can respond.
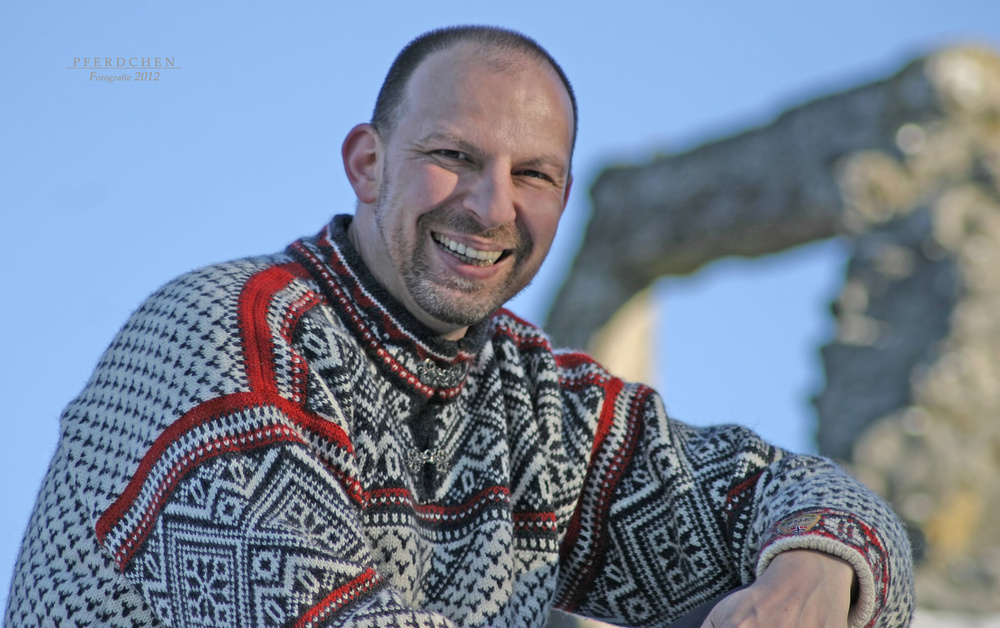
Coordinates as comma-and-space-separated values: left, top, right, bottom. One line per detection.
518, 155, 569, 176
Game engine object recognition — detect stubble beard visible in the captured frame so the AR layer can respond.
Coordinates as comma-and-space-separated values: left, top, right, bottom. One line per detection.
374, 180, 536, 328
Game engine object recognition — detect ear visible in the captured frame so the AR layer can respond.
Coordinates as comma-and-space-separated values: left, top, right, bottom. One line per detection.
342, 123, 381, 205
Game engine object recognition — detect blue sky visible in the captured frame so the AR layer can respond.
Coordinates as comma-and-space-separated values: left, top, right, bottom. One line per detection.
2, 1, 998, 609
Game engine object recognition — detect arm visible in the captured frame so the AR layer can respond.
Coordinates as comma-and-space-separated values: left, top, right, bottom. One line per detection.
551, 364, 914, 628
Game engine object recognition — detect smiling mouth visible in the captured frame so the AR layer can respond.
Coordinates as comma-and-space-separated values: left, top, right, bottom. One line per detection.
432, 233, 507, 267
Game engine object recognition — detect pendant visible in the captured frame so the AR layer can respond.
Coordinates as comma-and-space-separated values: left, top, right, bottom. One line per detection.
406, 448, 445, 474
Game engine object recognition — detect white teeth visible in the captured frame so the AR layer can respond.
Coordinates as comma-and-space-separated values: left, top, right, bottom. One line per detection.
433, 233, 503, 265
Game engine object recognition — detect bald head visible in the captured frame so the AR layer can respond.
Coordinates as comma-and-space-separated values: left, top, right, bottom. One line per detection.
371, 26, 578, 161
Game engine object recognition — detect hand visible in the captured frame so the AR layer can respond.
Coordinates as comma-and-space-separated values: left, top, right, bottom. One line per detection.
699, 550, 855, 628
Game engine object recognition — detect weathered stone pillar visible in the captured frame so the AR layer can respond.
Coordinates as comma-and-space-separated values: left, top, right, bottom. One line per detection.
827, 111, 1000, 609
546, 47, 1000, 613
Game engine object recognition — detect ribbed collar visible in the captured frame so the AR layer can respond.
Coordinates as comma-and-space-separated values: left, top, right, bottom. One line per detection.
288, 215, 492, 401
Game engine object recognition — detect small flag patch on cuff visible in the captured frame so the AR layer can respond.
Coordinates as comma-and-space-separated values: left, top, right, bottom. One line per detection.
774, 512, 822, 535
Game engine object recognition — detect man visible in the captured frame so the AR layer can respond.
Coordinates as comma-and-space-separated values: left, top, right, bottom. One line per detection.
6, 26, 913, 627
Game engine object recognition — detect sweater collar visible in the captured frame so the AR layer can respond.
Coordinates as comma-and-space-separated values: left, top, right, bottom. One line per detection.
289, 215, 491, 400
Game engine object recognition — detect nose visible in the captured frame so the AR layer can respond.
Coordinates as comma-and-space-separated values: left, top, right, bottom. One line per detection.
463, 162, 516, 229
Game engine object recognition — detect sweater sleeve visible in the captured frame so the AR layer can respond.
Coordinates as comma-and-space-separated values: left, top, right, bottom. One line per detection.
552, 355, 915, 628
53, 261, 458, 627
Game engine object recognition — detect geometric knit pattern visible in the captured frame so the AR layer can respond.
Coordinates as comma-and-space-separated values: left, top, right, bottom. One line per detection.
5, 215, 914, 628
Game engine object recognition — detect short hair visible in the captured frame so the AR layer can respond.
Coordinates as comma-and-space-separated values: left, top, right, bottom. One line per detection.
372, 25, 578, 160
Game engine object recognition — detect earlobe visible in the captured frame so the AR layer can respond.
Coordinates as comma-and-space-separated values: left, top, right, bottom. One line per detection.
342, 123, 381, 205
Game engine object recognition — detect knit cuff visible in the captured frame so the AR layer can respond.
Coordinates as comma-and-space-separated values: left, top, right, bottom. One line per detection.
756, 509, 887, 628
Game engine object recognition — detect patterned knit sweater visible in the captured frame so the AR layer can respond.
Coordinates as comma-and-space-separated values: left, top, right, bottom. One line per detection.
6, 216, 914, 627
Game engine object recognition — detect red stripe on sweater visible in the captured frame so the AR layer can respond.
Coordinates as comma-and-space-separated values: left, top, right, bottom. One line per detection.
96, 394, 355, 569
554, 352, 596, 372
293, 567, 383, 628
557, 375, 624, 594
239, 264, 299, 394
235, 260, 352, 449
97, 391, 263, 545
364, 485, 511, 520
491, 310, 553, 351
557, 384, 649, 612
592, 378, 625, 458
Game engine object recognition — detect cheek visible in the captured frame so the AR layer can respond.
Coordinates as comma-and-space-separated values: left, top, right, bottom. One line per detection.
523, 200, 564, 251
408, 164, 460, 207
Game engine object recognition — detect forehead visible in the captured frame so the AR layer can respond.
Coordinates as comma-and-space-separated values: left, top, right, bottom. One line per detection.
396, 44, 574, 159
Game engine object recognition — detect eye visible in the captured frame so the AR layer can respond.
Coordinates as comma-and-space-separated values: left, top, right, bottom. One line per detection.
517, 169, 554, 183
433, 149, 469, 161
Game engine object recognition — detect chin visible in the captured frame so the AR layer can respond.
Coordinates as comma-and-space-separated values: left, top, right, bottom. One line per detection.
411, 284, 504, 327
422, 297, 501, 327
405, 262, 536, 329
